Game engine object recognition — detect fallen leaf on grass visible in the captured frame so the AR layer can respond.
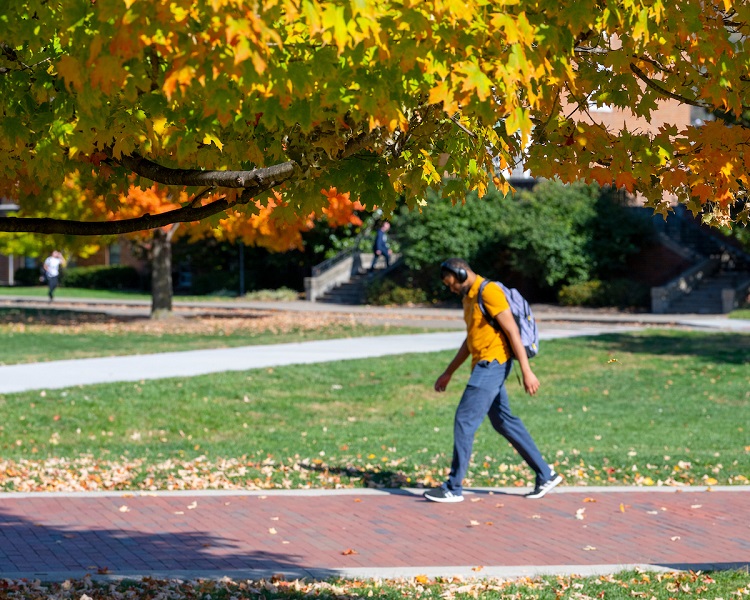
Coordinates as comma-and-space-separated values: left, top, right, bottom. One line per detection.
415, 575, 429, 584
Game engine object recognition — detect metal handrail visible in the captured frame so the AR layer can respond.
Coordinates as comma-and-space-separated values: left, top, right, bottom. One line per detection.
310, 220, 377, 278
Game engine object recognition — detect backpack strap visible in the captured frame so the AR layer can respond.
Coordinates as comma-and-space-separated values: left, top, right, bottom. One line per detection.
477, 280, 501, 331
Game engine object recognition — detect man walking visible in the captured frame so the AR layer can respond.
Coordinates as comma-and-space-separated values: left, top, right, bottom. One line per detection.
370, 221, 392, 271
424, 258, 561, 503
43, 250, 65, 301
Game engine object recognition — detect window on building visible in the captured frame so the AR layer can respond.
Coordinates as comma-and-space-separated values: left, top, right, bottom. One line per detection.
109, 243, 121, 265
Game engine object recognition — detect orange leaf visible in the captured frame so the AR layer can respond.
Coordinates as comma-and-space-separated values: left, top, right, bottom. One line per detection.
56, 56, 84, 92
342, 548, 358, 555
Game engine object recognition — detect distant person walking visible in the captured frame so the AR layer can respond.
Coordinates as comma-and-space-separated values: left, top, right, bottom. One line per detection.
424, 257, 561, 503
370, 221, 392, 271
42, 250, 65, 301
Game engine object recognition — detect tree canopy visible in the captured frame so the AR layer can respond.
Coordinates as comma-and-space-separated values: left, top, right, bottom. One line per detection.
1, 0, 749, 235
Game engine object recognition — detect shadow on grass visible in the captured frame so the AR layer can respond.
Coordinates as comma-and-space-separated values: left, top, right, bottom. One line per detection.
0, 307, 145, 325
0, 306, 269, 325
299, 462, 416, 491
589, 331, 750, 365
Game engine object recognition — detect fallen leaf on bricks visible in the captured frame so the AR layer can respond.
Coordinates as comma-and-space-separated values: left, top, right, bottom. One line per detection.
342, 548, 358, 555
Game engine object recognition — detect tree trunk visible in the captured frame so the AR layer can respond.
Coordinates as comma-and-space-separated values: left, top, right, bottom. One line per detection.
150, 228, 173, 318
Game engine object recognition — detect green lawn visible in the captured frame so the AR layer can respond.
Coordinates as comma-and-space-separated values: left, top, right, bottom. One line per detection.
0, 285, 297, 302
0, 329, 747, 491
0, 307, 436, 365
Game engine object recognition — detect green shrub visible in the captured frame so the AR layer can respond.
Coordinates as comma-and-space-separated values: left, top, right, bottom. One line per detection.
558, 279, 650, 308
243, 287, 299, 301
190, 270, 238, 295
366, 278, 428, 306
393, 180, 654, 304
558, 280, 604, 306
13, 267, 44, 286
62, 265, 142, 290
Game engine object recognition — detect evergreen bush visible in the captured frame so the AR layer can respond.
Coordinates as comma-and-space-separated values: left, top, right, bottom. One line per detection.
62, 265, 142, 290
13, 267, 44, 286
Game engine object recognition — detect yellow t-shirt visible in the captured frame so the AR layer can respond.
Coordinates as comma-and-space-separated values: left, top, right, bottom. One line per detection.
463, 276, 511, 368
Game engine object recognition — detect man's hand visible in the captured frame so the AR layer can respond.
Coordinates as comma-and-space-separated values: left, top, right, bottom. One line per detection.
434, 372, 452, 392
522, 369, 540, 396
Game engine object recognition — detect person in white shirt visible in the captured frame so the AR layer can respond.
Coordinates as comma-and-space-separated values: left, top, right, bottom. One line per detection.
42, 250, 65, 300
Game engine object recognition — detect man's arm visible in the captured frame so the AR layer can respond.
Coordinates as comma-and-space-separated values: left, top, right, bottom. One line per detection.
495, 309, 540, 396
434, 338, 470, 392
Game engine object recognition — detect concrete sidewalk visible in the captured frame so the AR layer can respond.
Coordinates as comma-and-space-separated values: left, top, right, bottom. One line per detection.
0, 486, 748, 581
0, 324, 643, 393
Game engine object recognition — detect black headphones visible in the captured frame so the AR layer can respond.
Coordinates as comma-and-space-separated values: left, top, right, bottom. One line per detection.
440, 261, 468, 283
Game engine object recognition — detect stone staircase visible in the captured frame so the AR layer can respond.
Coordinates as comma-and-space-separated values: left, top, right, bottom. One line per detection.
651, 207, 750, 314
315, 269, 374, 304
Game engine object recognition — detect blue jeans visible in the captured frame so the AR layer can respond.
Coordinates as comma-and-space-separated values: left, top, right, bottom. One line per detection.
446, 359, 552, 493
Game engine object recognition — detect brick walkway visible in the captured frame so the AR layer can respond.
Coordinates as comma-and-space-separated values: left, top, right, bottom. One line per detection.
1, 487, 748, 581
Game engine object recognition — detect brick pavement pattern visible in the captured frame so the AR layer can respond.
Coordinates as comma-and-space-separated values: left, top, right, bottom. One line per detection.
1, 487, 748, 580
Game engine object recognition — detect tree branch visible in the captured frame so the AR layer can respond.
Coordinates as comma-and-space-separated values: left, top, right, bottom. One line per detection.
629, 62, 709, 109
118, 153, 298, 189
0, 196, 234, 235
0, 156, 300, 235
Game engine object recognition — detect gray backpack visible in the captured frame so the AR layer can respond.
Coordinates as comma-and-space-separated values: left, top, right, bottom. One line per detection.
477, 280, 539, 359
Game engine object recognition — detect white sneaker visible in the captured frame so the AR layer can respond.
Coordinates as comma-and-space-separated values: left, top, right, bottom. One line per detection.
423, 487, 464, 503
526, 472, 563, 499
